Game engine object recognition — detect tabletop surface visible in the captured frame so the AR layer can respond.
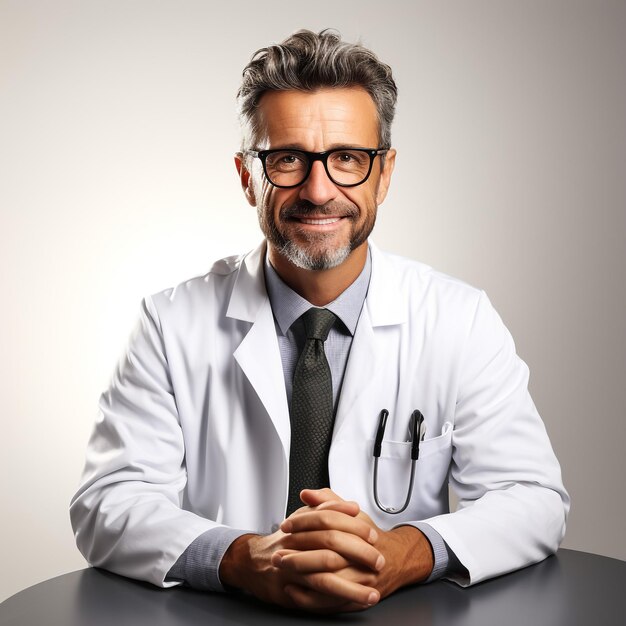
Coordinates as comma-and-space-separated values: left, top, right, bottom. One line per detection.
2, 549, 625, 625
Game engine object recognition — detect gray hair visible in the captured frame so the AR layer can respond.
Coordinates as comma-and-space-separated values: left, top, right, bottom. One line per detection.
237, 29, 397, 150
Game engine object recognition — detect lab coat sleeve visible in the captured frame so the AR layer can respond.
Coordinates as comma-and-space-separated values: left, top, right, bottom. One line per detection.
422, 291, 570, 586
70, 297, 223, 587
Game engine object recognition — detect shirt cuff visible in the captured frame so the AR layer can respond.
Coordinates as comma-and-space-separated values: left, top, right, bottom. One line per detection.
166, 526, 251, 592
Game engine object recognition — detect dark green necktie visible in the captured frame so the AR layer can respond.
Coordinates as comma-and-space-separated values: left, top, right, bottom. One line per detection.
286, 307, 337, 516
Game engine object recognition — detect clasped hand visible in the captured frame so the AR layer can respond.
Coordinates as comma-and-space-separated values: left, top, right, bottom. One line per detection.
219, 488, 433, 613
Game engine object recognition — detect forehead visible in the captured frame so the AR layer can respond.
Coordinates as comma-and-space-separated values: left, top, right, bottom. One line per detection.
255, 87, 379, 149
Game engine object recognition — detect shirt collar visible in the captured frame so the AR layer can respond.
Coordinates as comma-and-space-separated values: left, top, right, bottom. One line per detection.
264, 247, 372, 337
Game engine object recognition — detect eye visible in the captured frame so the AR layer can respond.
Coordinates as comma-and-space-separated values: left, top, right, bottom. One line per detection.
329, 150, 369, 170
336, 152, 357, 162
266, 151, 306, 171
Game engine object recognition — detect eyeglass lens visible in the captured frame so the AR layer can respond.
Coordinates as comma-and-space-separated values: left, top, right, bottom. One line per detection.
264, 150, 373, 187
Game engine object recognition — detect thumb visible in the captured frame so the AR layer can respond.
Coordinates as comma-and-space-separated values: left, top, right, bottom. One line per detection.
299, 488, 360, 517
299, 487, 342, 507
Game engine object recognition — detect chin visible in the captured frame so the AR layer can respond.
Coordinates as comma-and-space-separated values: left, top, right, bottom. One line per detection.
279, 241, 352, 271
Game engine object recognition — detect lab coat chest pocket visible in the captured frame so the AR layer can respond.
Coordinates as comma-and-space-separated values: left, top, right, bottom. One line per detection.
370, 422, 453, 523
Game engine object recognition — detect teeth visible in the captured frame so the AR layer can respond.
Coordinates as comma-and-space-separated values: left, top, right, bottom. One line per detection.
300, 217, 341, 225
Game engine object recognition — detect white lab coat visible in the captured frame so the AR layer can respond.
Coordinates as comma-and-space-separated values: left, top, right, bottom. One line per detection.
70, 241, 569, 589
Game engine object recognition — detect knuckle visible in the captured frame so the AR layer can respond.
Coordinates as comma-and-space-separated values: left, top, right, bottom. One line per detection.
313, 573, 335, 594
363, 545, 378, 561
326, 529, 341, 549
319, 510, 335, 527
322, 550, 339, 570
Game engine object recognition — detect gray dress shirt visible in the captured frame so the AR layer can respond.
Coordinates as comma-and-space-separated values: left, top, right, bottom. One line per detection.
168, 248, 454, 591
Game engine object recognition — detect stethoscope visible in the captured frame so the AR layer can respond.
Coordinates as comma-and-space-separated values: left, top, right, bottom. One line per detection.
372, 409, 426, 514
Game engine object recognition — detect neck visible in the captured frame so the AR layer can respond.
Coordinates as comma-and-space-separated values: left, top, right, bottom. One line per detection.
268, 242, 368, 306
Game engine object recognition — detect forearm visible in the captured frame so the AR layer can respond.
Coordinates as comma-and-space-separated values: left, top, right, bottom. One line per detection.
70, 480, 221, 587
425, 483, 567, 586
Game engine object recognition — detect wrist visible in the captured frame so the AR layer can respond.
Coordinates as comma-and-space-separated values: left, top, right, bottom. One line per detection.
389, 525, 434, 587
218, 533, 258, 591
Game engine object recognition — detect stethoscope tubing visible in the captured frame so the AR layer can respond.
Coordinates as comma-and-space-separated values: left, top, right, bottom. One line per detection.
372, 409, 425, 515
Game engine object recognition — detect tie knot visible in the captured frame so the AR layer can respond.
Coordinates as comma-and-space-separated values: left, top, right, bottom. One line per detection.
302, 308, 336, 341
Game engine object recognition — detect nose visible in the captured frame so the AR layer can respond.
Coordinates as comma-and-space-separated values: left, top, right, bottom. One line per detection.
298, 160, 339, 206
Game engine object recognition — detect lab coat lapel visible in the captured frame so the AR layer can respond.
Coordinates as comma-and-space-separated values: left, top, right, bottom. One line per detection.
227, 243, 291, 456
333, 243, 407, 438
333, 305, 378, 436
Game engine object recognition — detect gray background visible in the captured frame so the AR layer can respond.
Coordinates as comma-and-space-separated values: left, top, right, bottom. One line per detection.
1, 0, 624, 602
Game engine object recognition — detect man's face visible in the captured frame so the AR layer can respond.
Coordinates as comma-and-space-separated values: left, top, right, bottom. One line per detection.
237, 87, 395, 272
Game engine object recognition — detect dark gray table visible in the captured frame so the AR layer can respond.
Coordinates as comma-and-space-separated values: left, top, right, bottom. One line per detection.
2, 549, 625, 625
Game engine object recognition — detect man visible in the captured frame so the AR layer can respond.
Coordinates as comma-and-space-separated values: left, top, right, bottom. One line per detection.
71, 29, 569, 613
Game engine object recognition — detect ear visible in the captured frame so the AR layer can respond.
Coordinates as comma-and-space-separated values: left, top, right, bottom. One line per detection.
234, 153, 257, 207
375, 148, 396, 205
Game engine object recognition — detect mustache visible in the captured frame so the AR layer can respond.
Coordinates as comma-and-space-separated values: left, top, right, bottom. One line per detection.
280, 200, 359, 219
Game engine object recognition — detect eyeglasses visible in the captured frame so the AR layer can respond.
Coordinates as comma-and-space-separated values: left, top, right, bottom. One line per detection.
244, 147, 389, 188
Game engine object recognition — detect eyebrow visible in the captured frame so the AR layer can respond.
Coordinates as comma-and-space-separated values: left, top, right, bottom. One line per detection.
266, 143, 374, 151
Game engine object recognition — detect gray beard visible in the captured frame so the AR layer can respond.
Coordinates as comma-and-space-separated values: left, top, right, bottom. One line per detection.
275, 239, 352, 271
258, 198, 372, 271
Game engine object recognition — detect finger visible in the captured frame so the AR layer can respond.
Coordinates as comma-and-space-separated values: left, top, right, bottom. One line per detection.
326, 565, 378, 587
299, 488, 342, 507
275, 555, 379, 588
272, 548, 351, 573
270, 548, 298, 562
287, 504, 313, 518
287, 497, 359, 520
283, 584, 370, 613
355, 508, 376, 526
296, 571, 380, 607
316, 499, 360, 517
282, 510, 378, 544
273, 553, 379, 585
282, 529, 385, 571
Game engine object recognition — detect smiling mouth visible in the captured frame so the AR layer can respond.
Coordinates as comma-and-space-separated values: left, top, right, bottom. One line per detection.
297, 217, 343, 225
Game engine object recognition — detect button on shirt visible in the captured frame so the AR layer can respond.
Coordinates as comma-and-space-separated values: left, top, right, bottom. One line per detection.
167, 246, 451, 591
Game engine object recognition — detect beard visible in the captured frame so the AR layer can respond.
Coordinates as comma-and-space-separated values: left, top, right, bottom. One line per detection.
258, 200, 377, 271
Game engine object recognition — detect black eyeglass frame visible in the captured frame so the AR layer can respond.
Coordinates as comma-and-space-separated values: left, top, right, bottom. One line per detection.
243, 147, 389, 189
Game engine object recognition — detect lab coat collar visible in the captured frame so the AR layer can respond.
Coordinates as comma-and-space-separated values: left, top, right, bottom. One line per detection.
225, 241, 268, 323
366, 241, 408, 327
